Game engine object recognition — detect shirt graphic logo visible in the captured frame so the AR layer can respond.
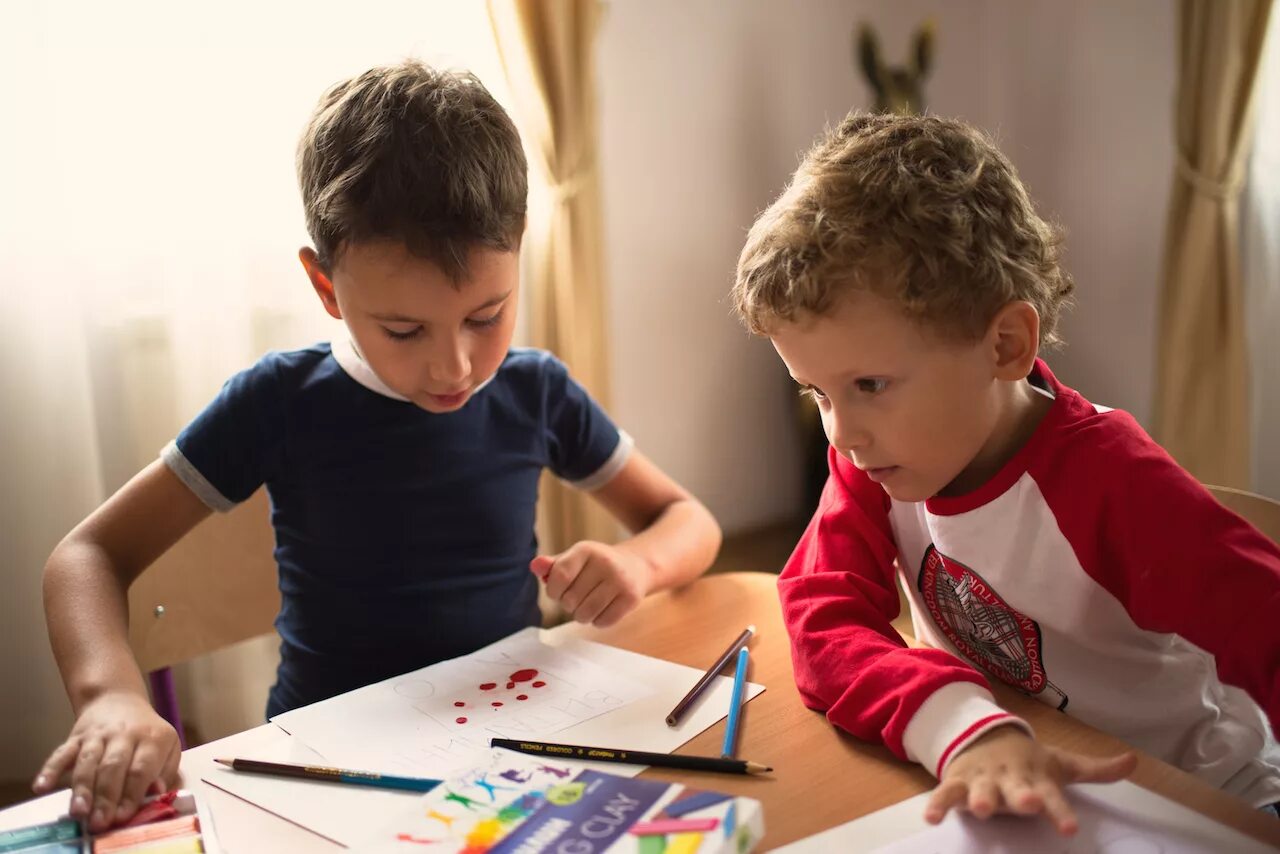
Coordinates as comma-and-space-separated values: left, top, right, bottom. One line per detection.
918, 544, 1068, 710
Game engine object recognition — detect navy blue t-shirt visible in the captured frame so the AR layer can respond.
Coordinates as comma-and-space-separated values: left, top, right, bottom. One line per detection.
161, 343, 628, 717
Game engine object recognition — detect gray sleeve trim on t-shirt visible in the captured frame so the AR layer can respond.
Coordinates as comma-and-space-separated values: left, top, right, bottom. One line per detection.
566, 430, 635, 492
160, 440, 236, 513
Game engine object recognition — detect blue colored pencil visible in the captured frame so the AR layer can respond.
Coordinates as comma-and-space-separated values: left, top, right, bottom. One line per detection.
214, 757, 441, 792
721, 646, 750, 758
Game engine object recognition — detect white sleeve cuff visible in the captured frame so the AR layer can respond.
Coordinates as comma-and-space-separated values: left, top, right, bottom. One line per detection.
566, 430, 634, 492
901, 682, 1033, 777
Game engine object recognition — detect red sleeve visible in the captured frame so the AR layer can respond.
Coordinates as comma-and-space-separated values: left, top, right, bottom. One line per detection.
780, 446, 1007, 762
1046, 411, 1280, 734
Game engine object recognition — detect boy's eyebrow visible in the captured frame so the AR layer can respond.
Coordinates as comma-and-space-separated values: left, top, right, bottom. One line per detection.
370, 291, 513, 323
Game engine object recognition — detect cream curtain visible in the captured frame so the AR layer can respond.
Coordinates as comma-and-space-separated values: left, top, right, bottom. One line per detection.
489, 0, 618, 550
1154, 0, 1275, 488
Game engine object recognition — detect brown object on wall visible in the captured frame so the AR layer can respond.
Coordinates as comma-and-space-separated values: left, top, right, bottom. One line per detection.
127, 488, 279, 673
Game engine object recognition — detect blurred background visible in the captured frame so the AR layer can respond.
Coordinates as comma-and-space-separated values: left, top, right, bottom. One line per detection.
2, 0, 1276, 798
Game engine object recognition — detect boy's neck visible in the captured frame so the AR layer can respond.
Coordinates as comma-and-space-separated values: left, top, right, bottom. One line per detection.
939, 372, 1054, 498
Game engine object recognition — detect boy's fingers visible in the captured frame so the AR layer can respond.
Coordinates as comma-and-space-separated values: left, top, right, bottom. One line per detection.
999, 777, 1043, 815
34, 738, 81, 793
69, 736, 106, 820
90, 737, 134, 831
572, 582, 616, 625
966, 778, 1001, 819
159, 735, 182, 789
529, 555, 555, 581
542, 550, 588, 600
1037, 783, 1079, 835
117, 739, 168, 823
924, 779, 968, 823
560, 568, 604, 619
593, 596, 632, 628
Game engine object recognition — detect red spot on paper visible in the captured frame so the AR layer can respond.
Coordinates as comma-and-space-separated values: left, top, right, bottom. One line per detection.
516, 694, 529, 701
455, 717, 467, 724
506, 682, 515, 689
532, 681, 546, 688
509, 668, 538, 682
491, 701, 503, 707
479, 682, 497, 691
453, 701, 465, 707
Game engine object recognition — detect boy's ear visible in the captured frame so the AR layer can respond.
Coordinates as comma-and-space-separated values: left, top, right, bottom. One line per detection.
299, 248, 343, 320
987, 301, 1040, 380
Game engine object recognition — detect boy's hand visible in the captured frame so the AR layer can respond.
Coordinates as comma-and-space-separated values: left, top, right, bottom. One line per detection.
531, 541, 652, 628
926, 725, 1137, 835
32, 690, 181, 832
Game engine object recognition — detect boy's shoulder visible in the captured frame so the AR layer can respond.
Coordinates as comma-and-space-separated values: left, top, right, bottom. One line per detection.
237, 342, 337, 386
1029, 361, 1206, 513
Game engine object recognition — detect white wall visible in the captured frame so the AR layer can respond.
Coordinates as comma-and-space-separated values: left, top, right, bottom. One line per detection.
597, 0, 1176, 534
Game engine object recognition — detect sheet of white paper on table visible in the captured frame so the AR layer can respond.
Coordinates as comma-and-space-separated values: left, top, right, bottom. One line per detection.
772, 780, 1275, 854
271, 627, 656, 775
202, 627, 764, 846
200, 729, 423, 848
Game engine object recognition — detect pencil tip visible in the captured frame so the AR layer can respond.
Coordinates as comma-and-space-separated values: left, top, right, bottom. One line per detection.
213, 758, 231, 766
746, 625, 756, 634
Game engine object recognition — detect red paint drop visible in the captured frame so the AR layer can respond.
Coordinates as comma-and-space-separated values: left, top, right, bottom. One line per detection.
456, 717, 467, 724
454, 701, 465, 707
509, 669, 539, 683
479, 682, 497, 691
491, 701, 503, 707
516, 694, 529, 701
506, 682, 515, 689
531, 681, 546, 688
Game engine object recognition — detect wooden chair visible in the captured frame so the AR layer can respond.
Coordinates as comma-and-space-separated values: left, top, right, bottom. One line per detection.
126, 489, 279, 747
1205, 484, 1280, 544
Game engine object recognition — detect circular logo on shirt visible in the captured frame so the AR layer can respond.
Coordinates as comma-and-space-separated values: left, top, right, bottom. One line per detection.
918, 544, 1068, 710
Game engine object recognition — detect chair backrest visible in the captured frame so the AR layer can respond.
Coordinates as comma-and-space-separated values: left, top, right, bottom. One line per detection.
1205, 485, 1280, 545
127, 489, 280, 673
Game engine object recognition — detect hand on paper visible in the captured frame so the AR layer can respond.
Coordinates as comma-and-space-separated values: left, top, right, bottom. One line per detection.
530, 541, 651, 627
925, 725, 1137, 835
32, 689, 181, 832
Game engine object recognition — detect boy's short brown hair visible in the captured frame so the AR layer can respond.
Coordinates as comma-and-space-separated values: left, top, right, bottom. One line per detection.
298, 60, 527, 279
732, 112, 1074, 347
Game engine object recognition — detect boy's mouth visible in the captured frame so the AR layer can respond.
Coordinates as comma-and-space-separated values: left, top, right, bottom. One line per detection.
425, 389, 470, 408
862, 465, 900, 484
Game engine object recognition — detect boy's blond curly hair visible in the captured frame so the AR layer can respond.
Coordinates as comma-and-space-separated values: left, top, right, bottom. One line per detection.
732, 112, 1074, 347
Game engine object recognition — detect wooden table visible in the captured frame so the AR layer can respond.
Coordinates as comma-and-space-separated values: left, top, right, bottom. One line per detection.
3, 571, 1277, 851
563, 571, 1280, 850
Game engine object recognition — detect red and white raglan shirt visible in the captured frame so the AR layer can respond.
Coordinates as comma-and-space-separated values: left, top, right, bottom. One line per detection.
779, 359, 1280, 806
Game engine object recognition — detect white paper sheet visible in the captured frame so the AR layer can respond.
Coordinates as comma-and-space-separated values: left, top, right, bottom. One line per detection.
270, 628, 653, 775
773, 780, 1276, 854
202, 627, 764, 846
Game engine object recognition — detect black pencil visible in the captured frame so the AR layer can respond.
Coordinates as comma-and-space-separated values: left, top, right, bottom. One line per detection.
490, 738, 771, 775
665, 625, 756, 726
214, 757, 441, 792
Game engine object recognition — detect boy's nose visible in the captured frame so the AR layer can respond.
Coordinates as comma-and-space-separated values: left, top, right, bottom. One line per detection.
826, 410, 869, 453
428, 337, 470, 385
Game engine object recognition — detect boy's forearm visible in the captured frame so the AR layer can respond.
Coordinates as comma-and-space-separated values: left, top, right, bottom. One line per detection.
614, 498, 722, 594
44, 539, 150, 712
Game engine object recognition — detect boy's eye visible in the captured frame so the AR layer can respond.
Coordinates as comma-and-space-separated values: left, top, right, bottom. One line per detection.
466, 307, 505, 330
382, 326, 422, 341
800, 385, 828, 402
855, 377, 888, 395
